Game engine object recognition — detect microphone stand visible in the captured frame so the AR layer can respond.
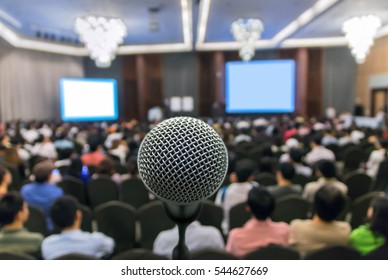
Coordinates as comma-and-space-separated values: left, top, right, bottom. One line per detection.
164, 202, 202, 260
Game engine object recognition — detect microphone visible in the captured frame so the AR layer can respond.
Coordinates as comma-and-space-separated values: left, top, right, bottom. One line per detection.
138, 117, 228, 259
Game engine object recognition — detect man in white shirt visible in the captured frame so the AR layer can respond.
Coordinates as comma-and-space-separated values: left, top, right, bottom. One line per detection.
153, 221, 224, 259
305, 135, 335, 166
41, 196, 115, 259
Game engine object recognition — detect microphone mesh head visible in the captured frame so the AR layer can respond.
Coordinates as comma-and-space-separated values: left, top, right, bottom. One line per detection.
138, 117, 228, 205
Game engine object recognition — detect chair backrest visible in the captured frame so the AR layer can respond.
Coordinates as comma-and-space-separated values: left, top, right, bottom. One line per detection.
375, 160, 388, 191
342, 172, 372, 200
243, 244, 300, 260
292, 174, 314, 188
95, 201, 136, 254
79, 204, 93, 232
111, 249, 168, 260
54, 253, 98, 260
343, 147, 365, 173
229, 202, 250, 231
57, 176, 87, 205
25, 205, 48, 236
325, 144, 340, 160
271, 195, 310, 223
4, 162, 23, 192
197, 200, 223, 233
365, 244, 388, 260
57, 165, 69, 176
0, 252, 36, 260
350, 192, 381, 229
87, 177, 119, 209
136, 201, 175, 250
120, 178, 150, 208
254, 173, 276, 186
191, 249, 237, 260
337, 195, 352, 221
304, 245, 361, 260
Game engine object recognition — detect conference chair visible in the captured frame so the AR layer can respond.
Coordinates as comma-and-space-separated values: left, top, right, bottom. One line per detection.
191, 249, 237, 260
0, 252, 36, 260
57, 176, 87, 205
3, 162, 22, 192
337, 195, 352, 221
243, 244, 300, 260
87, 177, 120, 209
111, 249, 168, 260
54, 253, 98, 260
350, 192, 381, 229
136, 201, 175, 250
229, 202, 250, 231
271, 195, 310, 223
197, 200, 223, 233
254, 172, 276, 186
95, 201, 136, 254
292, 174, 314, 189
365, 244, 388, 260
79, 204, 93, 232
25, 205, 48, 236
304, 245, 361, 260
374, 160, 388, 191
57, 165, 69, 176
120, 178, 150, 208
342, 147, 365, 174
342, 171, 372, 200
325, 144, 340, 161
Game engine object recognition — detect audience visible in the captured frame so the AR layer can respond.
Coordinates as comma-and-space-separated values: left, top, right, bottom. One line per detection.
289, 148, 313, 177
349, 196, 388, 255
41, 196, 115, 259
289, 186, 351, 256
305, 135, 335, 166
366, 139, 388, 178
267, 163, 302, 199
303, 160, 347, 202
92, 158, 122, 185
0, 165, 12, 197
226, 187, 289, 257
81, 141, 105, 167
153, 220, 224, 259
0, 192, 43, 254
21, 160, 63, 231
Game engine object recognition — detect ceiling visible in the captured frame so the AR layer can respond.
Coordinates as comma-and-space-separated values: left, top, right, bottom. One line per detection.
0, 0, 387, 56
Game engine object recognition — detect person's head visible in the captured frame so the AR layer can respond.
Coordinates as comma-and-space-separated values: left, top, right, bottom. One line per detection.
127, 157, 138, 176
234, 159, 255, 183
96, 158, 115, 176
289, 148, 304, 164
68, 157, 83, 178
33, 160, 54, 183
258, 157, 273, 173
50, 196, 81, 230
247, 187, 275, 221
315, 160, 336, 178
310, 134, 322, 148
369, 196, 388, 239
0, 165, 12, 187
0, 192, 29, 226
276, 162, 295, 183
313, 186, 346, 222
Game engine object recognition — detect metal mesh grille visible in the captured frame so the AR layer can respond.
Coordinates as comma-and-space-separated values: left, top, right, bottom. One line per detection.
138, 117, 228, 205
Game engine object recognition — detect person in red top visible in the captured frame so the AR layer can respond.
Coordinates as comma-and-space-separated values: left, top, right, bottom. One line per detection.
81, 142, 105, 167
225, 187, 290, 258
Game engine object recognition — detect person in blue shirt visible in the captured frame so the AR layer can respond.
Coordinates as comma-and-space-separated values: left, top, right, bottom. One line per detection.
21, 160, 63, 231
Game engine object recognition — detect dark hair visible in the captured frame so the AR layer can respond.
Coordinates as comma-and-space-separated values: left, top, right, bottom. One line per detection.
313, 186, 346, 222
258, 157, 273, 173
33, 160, 54, 183
247, 187, 275, 220
0, 192, 24, 225
0, 165, 9, 184
96, 158, 115, 176
370, 196, 388, 239
68, 158, 83, 178
289, 148, 303, 164
50, 196, 79, 229
278, 162, 295, 180
310, 134, 322, 146
127, 157, 138, 176
316, 160, 336, 178
235, 159, 255, 182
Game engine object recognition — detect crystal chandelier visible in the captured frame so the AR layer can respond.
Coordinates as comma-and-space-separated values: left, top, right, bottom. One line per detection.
342, 15, 381, 64
231, 18, 264, 61
74, 16, 127, 68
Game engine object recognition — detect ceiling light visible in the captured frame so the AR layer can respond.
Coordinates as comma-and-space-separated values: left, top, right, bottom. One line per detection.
74, 15, 127, 68
231, 18, 264, 61
342, 15, 381, 64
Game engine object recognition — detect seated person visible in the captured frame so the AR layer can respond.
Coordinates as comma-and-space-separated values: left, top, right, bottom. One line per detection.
226, 187, 289, 257
289, 148, 312, 177
0, 165, 12, 197
289, 186, 351, 256
303, 160, 347, 202
215, 159, 258, 234
21, 160, 63, 231
41, 196, 115, 259
305, 135, 335, 166
349, 196, 388, 255
0, 192, 43, 254
153, 220, 224, 259
267, 163, 302, 199
92, 158, 122, 185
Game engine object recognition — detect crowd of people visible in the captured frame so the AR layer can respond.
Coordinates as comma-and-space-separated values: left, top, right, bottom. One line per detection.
0, 110, 387, 259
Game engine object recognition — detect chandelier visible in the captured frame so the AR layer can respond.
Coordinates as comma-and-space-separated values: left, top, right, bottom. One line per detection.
231, 18, 264, 61
342, 15, 381, 64
74, 16, 127, 68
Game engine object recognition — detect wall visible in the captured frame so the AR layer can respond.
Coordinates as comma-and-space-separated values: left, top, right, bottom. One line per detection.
356, 36, 388, 115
